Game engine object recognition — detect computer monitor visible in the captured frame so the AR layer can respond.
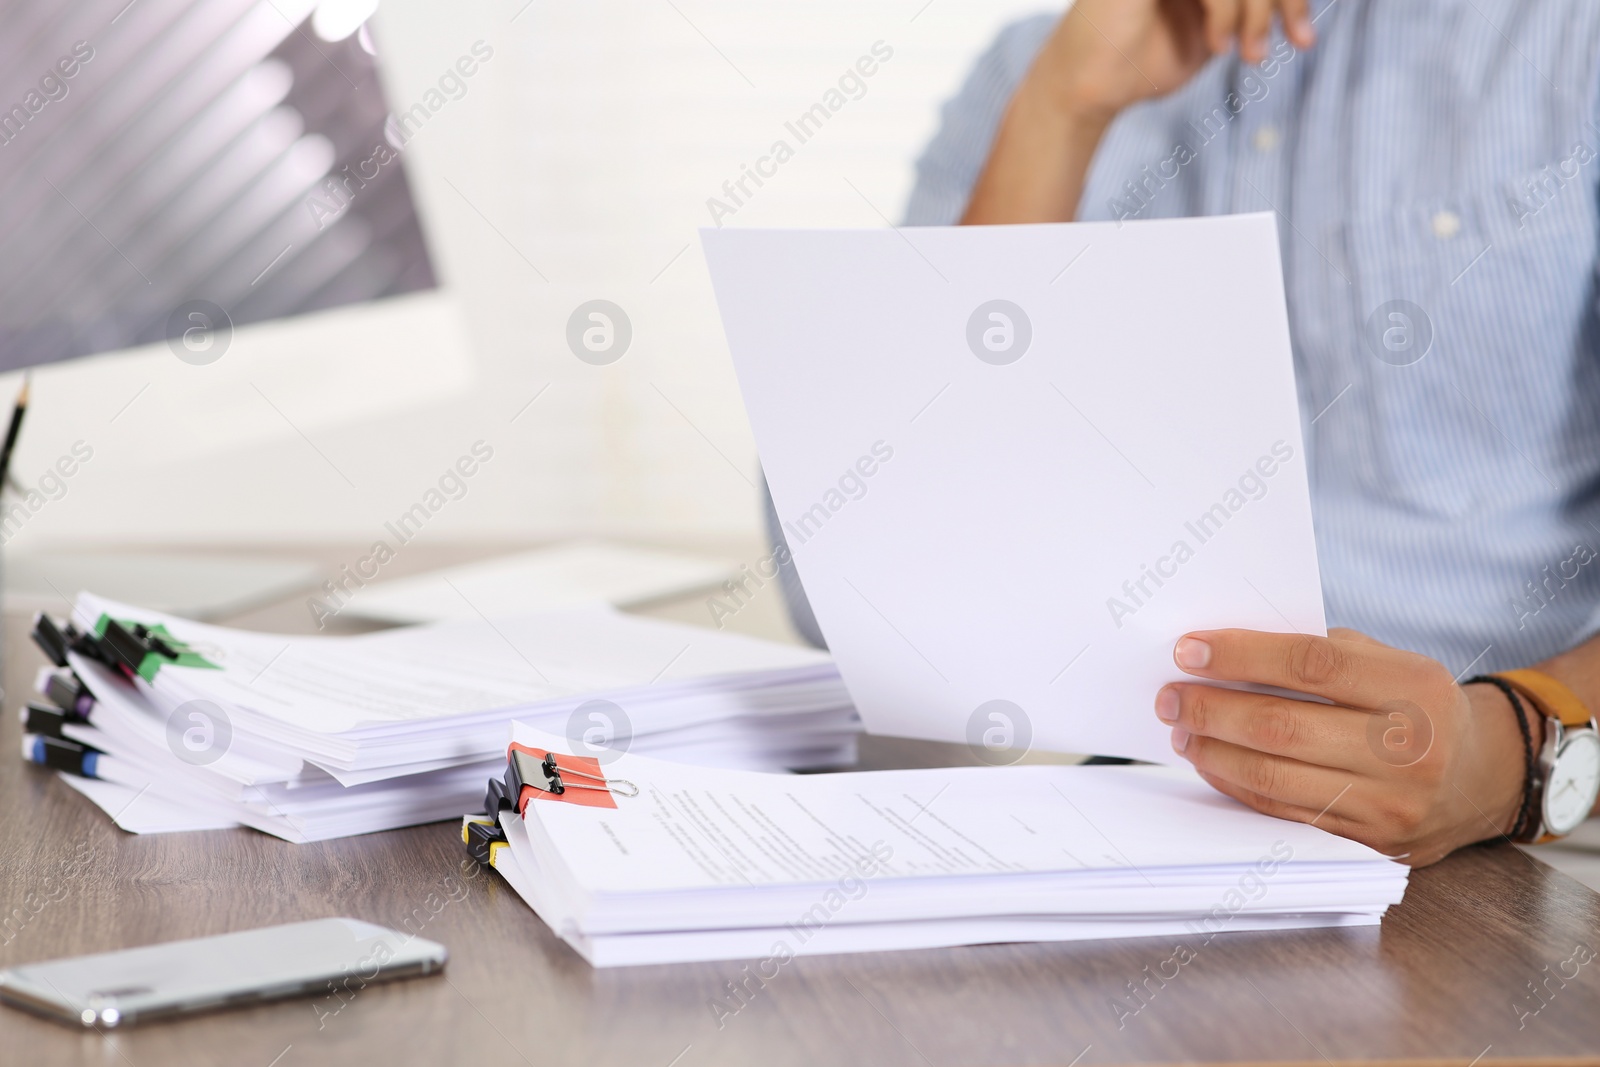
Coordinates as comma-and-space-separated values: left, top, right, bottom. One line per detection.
0, 0, 447, 367
0, 0, 476, 613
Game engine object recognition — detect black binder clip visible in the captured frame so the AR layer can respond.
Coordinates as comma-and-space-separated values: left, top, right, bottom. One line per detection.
461, 816, 507, 866
20, 702, 69, 738
31, 613, 71, 668
484, 776, 514, 817
510, 748, 638, 799
544, 750, 639, 798
511, 748, 567, 796
43, 670, 94, 720
22, 733, 101, 778
101, 619, 182, 676
503, 748, 524, 797
31, 613, 116, 670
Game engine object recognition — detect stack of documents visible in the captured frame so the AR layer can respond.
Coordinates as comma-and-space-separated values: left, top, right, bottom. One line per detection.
480, 726, 1409, 967
29, 593, 859, 842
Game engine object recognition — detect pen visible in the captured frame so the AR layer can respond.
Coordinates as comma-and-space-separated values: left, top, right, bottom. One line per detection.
0, 374, 29, 494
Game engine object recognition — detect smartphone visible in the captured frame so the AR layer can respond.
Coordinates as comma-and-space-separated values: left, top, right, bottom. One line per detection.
0, 917, 446, 1028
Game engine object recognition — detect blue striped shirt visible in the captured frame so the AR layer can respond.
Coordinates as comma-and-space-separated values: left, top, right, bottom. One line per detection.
770, 0, 1600, 678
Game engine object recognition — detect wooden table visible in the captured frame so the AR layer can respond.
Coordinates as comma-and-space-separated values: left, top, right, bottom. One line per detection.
2, 546, 1598, 1066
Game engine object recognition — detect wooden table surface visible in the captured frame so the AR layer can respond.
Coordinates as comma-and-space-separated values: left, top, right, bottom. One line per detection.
2, 545, 1599, 1066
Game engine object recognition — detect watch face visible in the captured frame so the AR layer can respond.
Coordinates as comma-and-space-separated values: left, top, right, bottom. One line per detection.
1544, 731, 1600, 836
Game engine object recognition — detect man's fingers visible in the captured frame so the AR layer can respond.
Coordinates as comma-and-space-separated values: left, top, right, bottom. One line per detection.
1199, 0, 1242, 53
1172, 629, 1456, 710
1194, 770, 1364, 838
1328, 627, 1384, 647
1237, 0, 1274, 62
1196, 770, 1423, 862
1174, 729, 1361, 813
1279, 0, 1316, 49
1157, 683, 1374, 770
1194, 769, 1320, 823
1193, 0, 1318, 63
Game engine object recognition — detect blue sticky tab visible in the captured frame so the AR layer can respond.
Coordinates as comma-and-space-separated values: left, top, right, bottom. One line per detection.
28, 736, 44, 764
81, 752, 99, 778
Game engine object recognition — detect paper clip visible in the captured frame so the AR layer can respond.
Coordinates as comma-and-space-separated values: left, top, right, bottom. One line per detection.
511, 748, 638, 799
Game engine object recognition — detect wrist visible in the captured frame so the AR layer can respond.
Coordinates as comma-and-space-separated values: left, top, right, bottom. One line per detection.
1461, 682, 1533, 840
1011, 65, 1118, 142
962, 75, 1114, 225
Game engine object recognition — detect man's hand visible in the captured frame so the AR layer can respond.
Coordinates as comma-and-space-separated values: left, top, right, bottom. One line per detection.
1038, 0, 1315, 124
962, 0, 1316, 224
1155, 628, 1528, 867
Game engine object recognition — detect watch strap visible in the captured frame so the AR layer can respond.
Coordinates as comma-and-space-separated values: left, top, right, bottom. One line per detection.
1494, 669, 1593, 729
1493, 669, 1595, 843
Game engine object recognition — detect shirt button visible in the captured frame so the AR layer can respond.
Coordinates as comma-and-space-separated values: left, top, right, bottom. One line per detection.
1252, 125, 1281, 153
1431, 210, 1462, 239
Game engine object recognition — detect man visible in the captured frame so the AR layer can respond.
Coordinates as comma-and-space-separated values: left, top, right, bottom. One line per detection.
770, 0, 1600, 865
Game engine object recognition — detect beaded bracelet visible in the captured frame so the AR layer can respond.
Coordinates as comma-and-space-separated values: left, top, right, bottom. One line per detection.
1464, 675, 1538, 841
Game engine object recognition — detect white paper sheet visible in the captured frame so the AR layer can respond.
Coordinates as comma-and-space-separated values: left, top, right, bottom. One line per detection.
59, 776, 240, 834
341, 542, 735, 624
702, 215, 1325, 764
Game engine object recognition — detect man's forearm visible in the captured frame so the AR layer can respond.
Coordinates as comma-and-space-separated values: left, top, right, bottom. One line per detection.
961, 78, 1111, 225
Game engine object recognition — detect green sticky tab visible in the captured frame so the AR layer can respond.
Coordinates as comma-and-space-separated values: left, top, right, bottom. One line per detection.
94, 614, 222, 681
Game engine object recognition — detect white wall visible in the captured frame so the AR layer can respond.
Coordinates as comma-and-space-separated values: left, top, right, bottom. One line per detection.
10, 0, 1053, 549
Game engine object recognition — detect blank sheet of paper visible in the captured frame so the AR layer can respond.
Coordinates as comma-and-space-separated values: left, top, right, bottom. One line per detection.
702, 214, 1324, 764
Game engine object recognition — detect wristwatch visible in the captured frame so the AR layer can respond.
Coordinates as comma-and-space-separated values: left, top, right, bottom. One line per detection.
1495, 669, 1600, 842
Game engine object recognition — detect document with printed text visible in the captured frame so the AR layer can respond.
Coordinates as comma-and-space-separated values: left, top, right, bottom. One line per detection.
492, 725, 1406, 966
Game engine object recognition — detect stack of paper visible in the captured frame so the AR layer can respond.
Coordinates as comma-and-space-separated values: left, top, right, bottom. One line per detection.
38, 593, 859, 842
487, 726, 1409, 967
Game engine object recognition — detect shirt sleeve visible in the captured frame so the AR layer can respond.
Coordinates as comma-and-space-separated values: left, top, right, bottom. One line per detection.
902, 14, 1057, 226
